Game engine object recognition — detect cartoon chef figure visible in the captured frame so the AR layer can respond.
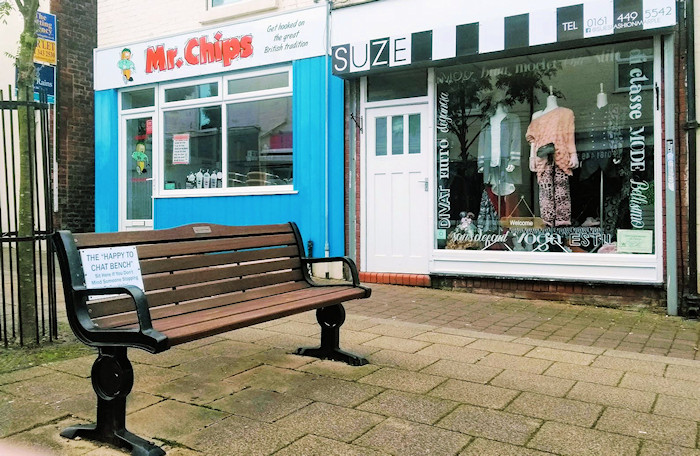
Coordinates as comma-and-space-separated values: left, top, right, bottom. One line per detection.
132, 143, 149, 174
118, 48, 135, 82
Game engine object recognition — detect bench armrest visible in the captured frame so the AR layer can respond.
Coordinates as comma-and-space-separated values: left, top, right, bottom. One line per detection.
74, 285, 155, 331
302, 256, 361, 287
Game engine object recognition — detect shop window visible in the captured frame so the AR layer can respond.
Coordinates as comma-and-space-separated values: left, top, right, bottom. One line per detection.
226, 97, 292, 186
211, 0, 242, 6
367, 69, 428, 102
228, 72, 288, 95
159, 66, 292, 192
435, 39, 656, 255
164, 82, 218, 103
163, 106, 223, 190
122, 88, 154, 110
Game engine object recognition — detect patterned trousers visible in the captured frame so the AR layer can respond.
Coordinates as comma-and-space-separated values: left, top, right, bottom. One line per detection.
538, 163, 572, 227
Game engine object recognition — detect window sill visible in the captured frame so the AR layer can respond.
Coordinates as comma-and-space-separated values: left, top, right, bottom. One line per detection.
156, 185, 297, 198
201, 0, 279, 25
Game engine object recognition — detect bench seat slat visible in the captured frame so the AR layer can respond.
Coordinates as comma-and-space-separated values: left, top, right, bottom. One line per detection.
87, 269, 305, 318
139, 246, 299, 275
142, 257, 301, 291
144, 286, 357, 333
92, 281, 310, 329
135, 233, 298, 260
73, 223, 294, 248
160, 287, 367, 346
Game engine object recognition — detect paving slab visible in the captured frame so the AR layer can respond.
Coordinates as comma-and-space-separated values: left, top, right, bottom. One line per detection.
420, 359, 503, 384
362, 335, 431, 353
223, 365, 316, 393
505, 392, 603, 427
275, 402, 385, 443
273, 434, 389, 456
542, 361, 624, 386
476, 352, 553, 374
364, 348, 439, 371
354, 417, 472, 456
567, 381, 656, 413
286, 375, 384, 407
437, 404, 542, 446
620, 372, 700, 399
459, 438, 554, 456
595, 407, 697, 448
358, 367, 446, 394
209, 388, 311, 422
297, 358, 380, 381
356, 389, 458, 425
127, 399, 229, 442
490, 369, 575, 397
528, 420, 640, 455
653, 394, 700, 421
429, 378, 519, 409
591, 355, 667, 376
180, 414, 305, 456
640, 441, 700, 456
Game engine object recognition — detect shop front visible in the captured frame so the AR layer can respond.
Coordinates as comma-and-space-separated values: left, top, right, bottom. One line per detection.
332, 0, 678, 309
92, 5, 347, 257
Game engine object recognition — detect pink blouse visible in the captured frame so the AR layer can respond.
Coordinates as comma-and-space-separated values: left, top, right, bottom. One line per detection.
525, 107, 577, 178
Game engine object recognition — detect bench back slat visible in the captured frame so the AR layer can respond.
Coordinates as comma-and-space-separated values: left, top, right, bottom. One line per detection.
139, 245, 299, 275
72, 223, 294, 248
66, 223, 310, 323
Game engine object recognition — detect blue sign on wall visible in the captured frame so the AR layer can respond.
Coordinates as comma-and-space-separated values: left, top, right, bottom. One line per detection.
36, 12, 56, 41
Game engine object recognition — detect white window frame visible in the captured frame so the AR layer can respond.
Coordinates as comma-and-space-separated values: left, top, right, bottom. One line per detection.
201, 0, 278, 25
153, 65, 295, 198
118, 84, 159, 231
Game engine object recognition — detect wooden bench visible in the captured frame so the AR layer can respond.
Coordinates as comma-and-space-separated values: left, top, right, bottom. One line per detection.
53, 222, 371, 456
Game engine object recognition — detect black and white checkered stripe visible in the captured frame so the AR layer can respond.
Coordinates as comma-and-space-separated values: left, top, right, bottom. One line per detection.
332, 0, 675, 75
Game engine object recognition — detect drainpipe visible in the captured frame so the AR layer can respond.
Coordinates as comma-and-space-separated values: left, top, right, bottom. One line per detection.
324, 0, 331, 260
683, 0, 698, 302
666, 32, 678, 316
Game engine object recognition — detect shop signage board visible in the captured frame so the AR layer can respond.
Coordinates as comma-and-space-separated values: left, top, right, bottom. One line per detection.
93, 5, 326, 91
331, 0, 676, 75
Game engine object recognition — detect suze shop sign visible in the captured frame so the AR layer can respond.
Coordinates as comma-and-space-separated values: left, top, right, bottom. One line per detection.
145, 32, 253, 73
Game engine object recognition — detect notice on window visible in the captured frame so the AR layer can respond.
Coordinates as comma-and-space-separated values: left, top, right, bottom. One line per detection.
80, 246, 145, 291
617, 229, 653, 254
172, 134, 190, 165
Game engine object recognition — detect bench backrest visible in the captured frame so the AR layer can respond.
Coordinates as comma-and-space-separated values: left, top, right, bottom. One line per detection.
55, 223, 309, 327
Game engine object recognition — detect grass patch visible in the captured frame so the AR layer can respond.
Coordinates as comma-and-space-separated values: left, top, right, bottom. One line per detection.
0, 323, 94, 374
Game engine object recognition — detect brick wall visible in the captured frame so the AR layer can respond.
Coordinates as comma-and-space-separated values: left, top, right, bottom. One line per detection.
51, 0, 96, 232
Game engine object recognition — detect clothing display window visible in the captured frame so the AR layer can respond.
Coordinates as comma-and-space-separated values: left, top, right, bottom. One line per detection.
435, 39, 656, 255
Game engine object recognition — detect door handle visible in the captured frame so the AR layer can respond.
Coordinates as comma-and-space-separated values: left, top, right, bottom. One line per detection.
418, 178, 428, 191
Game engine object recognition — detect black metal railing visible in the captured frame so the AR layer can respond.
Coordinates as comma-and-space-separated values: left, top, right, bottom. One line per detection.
0, 86, 57, 347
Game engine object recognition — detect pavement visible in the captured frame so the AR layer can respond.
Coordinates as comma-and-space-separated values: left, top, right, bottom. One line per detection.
1, 283, 700, 455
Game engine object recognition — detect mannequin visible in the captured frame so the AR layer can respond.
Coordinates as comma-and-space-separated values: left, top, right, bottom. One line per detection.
577, 83, 625, 236
526, 86, 578, 227
477, 101, 522, 218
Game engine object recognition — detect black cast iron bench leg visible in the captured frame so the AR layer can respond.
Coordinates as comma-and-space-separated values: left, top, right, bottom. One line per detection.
296, 304, 368, 366
60, 346, 165, 456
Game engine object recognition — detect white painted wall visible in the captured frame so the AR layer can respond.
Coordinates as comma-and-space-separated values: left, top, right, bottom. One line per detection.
98, 0, 321, 48
0, 1, 51, 94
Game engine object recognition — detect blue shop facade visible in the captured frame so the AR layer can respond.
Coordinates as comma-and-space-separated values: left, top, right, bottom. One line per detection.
93, 5, 345, 257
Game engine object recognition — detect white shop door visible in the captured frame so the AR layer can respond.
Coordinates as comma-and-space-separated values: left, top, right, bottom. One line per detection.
365, 104, 431, 274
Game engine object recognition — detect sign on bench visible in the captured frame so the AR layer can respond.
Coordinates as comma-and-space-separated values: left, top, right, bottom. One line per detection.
80, 246, 145, 291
